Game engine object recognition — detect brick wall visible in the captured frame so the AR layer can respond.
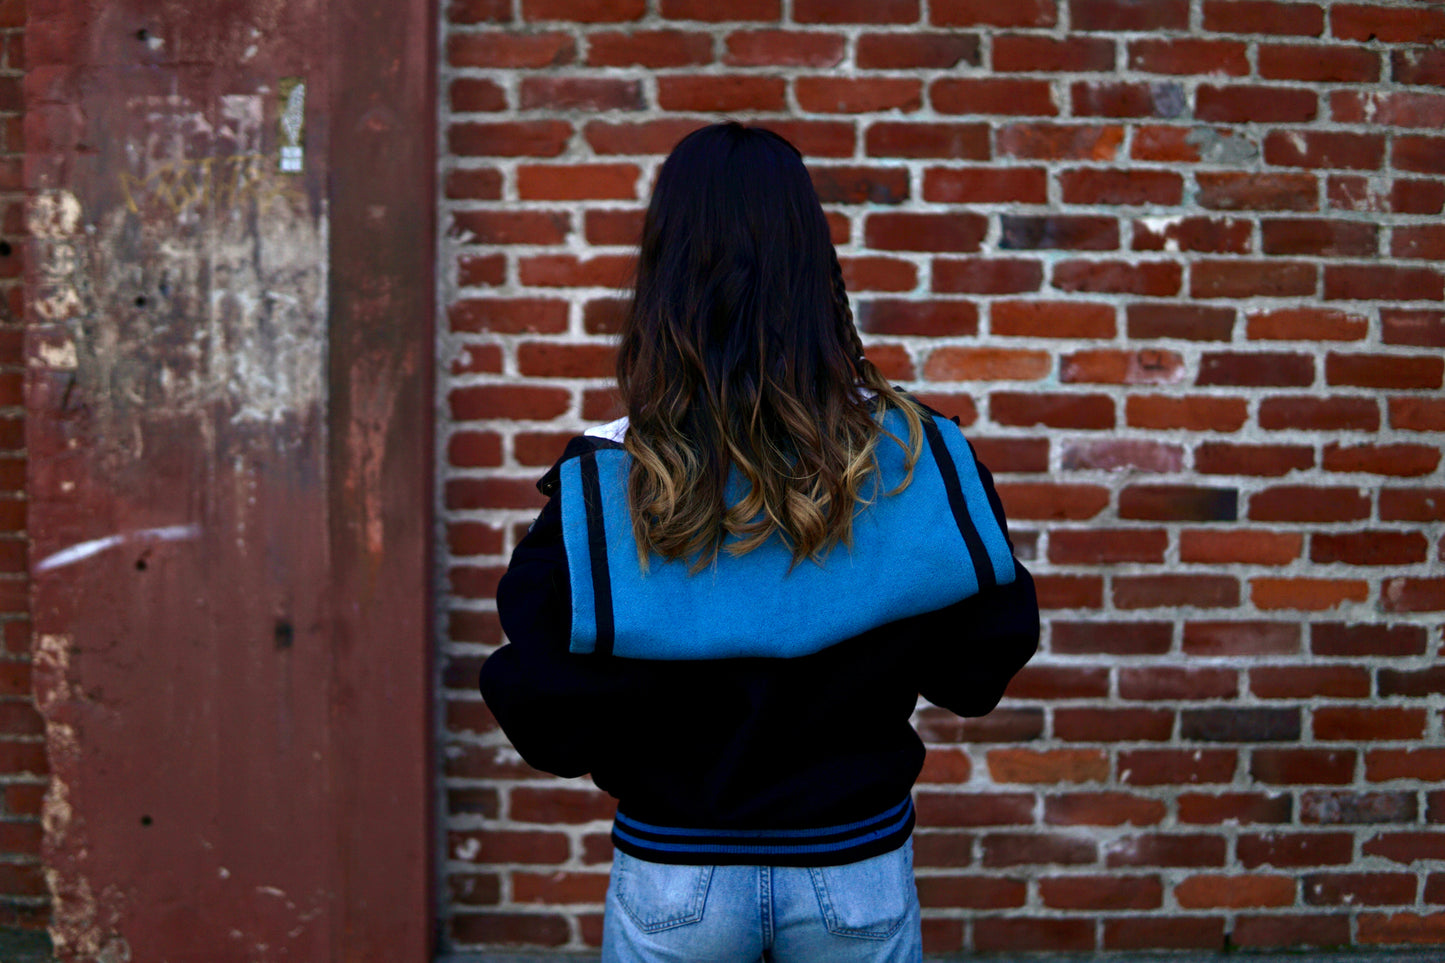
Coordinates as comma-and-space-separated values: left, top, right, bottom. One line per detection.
0, 0, 45, 934
437, 0, 1445, 954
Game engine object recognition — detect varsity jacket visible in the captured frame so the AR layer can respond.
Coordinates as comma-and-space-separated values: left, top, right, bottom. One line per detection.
480, 405, 1039, 867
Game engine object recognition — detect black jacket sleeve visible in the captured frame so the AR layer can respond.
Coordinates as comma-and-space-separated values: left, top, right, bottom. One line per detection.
915, 452, 1040, 717
479, 486, 630, 779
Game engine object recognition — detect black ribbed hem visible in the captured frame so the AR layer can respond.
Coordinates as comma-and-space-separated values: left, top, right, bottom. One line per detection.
610, 796, 915, 867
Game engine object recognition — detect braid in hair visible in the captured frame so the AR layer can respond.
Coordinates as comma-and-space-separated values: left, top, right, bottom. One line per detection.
828, 247, 868, 368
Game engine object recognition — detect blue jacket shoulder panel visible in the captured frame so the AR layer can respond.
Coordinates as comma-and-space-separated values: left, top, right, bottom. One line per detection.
556, 409, 1018, 661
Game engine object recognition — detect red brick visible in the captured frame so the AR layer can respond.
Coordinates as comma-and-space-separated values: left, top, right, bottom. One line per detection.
1059, 440, 1184, 472
518, 164, 640, 201
1364, 830, 1445, 862
586, 29, 713, 66
838, 256, 916, 292
1060, 169, 1182, 206
450, 913, 570, 946
910, 831, 975, 867
1184, 621, 1300, 656
1382, 577, 1445, 613
1305, 873, 1419, 907
1261, 218, 1377, 257
1124, 395, 1247, 431
723, 30, 845, 67
449, 120, 572, 157
1203, 0, 1324, 35
1128, 38, 1249, 75
1396, 47, 1445, 85
1265, 130, 1385, 171
865, 213, 986, 252
1247, 307, 1366, 341
1335, 90, 1445, 128
913, 792, 1034, 827
1379, 667, 1445, 698
659, 0, 779, 17
1073, 0, 1187, 30
981, 832, 1096, 867
523, 0, 644, 19
1006, 665, 1110, 700
1327, 352, 1443, 390
795, 77, 921, 113
1314, 707, 1426, 742
1314, 623, 1425, 657
450, 78, 507, 113
449, 298, 569, 335
457, 255, 505, 288
1119, 668, 1238, 703
1054, 708, 1174, 742
1261, 43, 1380, 82
915, 875, 1025, 908
1047, 792, 1167, 827
1033, 575, 1106, 609
1234, 915, 1352, 949
1251, 577, 1369, 611
1197, 172, 1318, 211
923, 347, 1048, 382
856, 32, 980, 69
1051, 621, 1171, 656
584, 118, 707, 155
1121, 751, 1239, 791
1238, 833, 1355, 868
1132, 216, 1251, 254
1191, 260, 1316, 299
1177, 874, 1295, 908
810, 166, 909, 205
1329, 175, 1445, 214
995, 484, 1110, 521
520, 77, 644, 111
1259, 396, 1379, 431
855, 300, 976, 338
1197, 84, 1317, 123
992, 300, 1115, 338
1063, 348, 1184, 387
1197, 351, 1313, 387
447, 30, 574, 67
1395, 225, 1445, 261
930, 0, 1057, 28
932, 78, 1057, 116
1395, 135, 1445, 175
865, 343, 916, 380
1118, 486, 1238, 522
794, 0, 918, 22
1049, 528, 1166, 564
1332, 3, 1445, 43
932, 258, 1043, 294
1327, 263, 1445, 301
1250, 667, 1369, 699
974, 917, 1094, 954
1004, 214, 1121, 251
658, 75, 785, 111
1380, 488, 1445, 522
1104, 916, 1227, 951
446, 168, 504, 205
449, 385, 571, 421
1057, 260, 1179, 294
1105, 834, 1228, 868
1042, 875, 1162, 910
447, 0, 513, 22
987, 748, 1108, 784
1179, 792, 1292, 825
1314, 530, 1428, 565
1116, 576, 1239, 610
515, 342, 616, 379
1180, 530, 1300, 566
512, 870, 610, 905
1250, 748, 1358, 785
991, 392, 1114, 430
1358, 912, 1445, 945
447, 520, 505, 557
868, 124, 990, 160
1126, 303, 1236, 340
917, 747, 973, 783
971, 438, 1049, 472
998, 123, 1123, 161
1130, 125, 1208, 162
1384, 309, 1445, 346
993, 35, 1113, 72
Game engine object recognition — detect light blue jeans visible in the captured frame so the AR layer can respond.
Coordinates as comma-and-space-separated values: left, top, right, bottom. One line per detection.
601, 840, 922, 963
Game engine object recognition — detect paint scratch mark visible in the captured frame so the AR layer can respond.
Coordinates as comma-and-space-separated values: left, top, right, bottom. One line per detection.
36, 524, 201, 572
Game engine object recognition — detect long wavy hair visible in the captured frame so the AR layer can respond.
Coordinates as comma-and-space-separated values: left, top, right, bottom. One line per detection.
617, 122, 923, 570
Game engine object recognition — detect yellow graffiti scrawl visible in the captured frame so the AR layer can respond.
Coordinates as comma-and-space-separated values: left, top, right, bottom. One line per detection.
119, 154, 300, 216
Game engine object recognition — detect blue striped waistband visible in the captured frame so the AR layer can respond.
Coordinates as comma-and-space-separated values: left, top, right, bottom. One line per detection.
610, 797, 916, 865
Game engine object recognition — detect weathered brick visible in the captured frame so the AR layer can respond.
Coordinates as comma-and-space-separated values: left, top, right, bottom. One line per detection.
1197, 172, 1318, 211
1203, 0, 1324, 36
933, 258, 1043, 294
1260, 43, 1380, 82
723, 30, 845, 66
1072, 0, 1188, 31
795, 77, 921, 113
932, 78, 1057, 116
856, 32, 980, 69
924, 167, 1045, 202
931, 0, 1058, 28
1244, 832, 1356, 870
1059, 439, 1184, 471
1250, 749, 1357, 785
998, 123, 1124, 161
994, 35, 1113, 72
1041, 875, 1163, 910
585, 29, 713, 67
1175, 874, 1296, 908
1302, 790, 1418, 825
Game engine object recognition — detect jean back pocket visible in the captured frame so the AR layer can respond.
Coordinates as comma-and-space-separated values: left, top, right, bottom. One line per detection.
612, 851, 714, 933
808, 843, 915, 940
